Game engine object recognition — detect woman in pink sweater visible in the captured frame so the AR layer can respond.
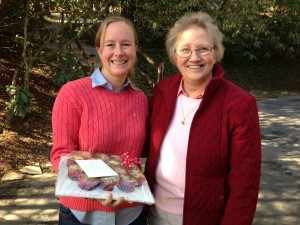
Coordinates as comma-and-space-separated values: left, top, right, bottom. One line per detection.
51, 16, 148, 225
145, 12, 261, 225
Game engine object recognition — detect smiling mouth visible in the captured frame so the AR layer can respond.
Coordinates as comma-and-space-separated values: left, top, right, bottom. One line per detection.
187, 65, 204, 69
112, 60, 127, 65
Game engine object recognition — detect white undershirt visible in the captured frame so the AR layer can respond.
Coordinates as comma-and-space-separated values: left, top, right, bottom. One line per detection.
71, 205, 143, 225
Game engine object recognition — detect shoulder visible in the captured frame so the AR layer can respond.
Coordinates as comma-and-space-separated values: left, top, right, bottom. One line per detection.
61, 77, 91, 91
158, 72, 181, 86
58, 77, 91, 96
154, 72, 181, 93
220, 81, 258, 120
224, 80, 256, 103
55, 77, 91, 105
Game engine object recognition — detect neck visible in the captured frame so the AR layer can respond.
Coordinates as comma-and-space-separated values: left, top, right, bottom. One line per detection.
101, 70, 127, 92
182, 82, 206, 98
182, 75, 212, 98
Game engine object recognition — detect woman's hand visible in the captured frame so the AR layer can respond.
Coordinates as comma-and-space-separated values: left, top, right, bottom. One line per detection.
98, 193, 126, 207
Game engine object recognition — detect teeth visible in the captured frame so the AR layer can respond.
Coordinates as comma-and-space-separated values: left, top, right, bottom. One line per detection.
188, 65, 201, 69
112, 61, 126, 65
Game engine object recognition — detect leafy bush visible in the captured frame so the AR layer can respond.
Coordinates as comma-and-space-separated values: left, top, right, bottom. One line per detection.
2, 0, 299, 123
219, 0, 300, 60
5, 85, 34, 120
54, 53, 85, 84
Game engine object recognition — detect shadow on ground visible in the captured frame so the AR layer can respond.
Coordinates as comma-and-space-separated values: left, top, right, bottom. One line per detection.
0, 173, 58, 225
253, 96, 300, 225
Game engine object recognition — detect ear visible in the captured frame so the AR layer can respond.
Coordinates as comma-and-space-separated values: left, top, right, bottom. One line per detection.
96, 47, 101, 54
173, 55, 178, 65
96, 47, 102, 59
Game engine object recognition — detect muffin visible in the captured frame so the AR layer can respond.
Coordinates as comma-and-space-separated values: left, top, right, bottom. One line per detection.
68, 164, 83, 181
66, 152, 84, 167
116, 175, 136, 193
66, 151, 92, 167
107, 154, 123, 166
92, 152, 110, 161
99, 176, 120, 191
129, 168, 146, 187
78, 173, 101, 191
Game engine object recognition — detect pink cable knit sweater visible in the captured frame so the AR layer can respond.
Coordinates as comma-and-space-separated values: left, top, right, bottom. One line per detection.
51, 77, 148, 212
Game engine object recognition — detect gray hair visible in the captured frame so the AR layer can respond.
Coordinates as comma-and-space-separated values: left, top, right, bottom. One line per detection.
165, 12, 224, 64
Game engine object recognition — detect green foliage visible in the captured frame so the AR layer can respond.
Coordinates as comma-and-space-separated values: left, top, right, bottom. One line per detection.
1, 0, 299, 124
223, 55, 296, 93
5, 85, 34, 120
219, 0, 300, 60
54, 53, 85, 84
122, 0, 215, 47
31, 105, 49, 116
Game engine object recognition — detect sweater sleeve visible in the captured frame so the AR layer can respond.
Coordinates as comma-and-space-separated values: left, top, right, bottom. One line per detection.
50, 85, 82, 173
221, 95, 261, 225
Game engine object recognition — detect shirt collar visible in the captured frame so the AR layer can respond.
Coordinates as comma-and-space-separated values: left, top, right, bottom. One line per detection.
90, 68, 138, 92
177, 78, 203, 99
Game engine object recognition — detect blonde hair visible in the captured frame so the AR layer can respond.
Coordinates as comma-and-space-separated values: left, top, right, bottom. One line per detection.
165, 12, 224, 65
95, 15, 138, 82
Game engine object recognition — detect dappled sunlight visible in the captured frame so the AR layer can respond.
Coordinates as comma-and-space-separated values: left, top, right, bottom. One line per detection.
278, 150, 300, 160
1, 213, 22, 221
254, 96, 300, 225
255, 179, 300, 224
0, 173, 59, 224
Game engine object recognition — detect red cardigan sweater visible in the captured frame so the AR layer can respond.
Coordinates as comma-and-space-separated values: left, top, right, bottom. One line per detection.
51, 77, 148, 212
144, 64, 261, 225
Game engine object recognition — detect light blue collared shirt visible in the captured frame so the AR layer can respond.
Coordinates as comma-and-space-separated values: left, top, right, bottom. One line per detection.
90, 68, 138, 92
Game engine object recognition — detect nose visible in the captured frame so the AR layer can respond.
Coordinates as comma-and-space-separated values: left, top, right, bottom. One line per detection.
114, 45, 124, 55
189, 49, 201, 61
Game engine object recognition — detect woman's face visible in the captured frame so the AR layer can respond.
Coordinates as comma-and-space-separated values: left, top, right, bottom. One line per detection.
175, 25, 216, 86
97, 21, 137, 82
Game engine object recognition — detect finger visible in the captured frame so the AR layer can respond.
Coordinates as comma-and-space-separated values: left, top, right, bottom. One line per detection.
111, 197, 125, 207
98, 193, 113, 206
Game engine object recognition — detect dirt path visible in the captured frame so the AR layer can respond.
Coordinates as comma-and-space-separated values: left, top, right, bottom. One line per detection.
0, 95, 299, 225
0, 173, 58, 224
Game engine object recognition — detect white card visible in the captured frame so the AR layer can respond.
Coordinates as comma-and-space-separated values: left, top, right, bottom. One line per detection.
75, 159, 118, 178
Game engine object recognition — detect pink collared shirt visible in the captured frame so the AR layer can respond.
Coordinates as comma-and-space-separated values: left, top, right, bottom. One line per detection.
177, 79, 204, 99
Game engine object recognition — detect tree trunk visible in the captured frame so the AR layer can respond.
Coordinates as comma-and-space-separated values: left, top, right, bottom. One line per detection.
22, 0, 31, 91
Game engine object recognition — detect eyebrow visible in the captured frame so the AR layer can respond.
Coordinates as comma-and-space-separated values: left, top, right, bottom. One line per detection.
178, 44, 212, 47
104, 39, 133, 43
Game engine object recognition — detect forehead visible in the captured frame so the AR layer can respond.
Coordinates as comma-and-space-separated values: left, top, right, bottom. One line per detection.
104, 21, 135, 41
176, 25, 213, 46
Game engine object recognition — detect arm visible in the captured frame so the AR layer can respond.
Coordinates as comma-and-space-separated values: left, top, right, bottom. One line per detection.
50, 86, 81, 173
221, 96, 261, 225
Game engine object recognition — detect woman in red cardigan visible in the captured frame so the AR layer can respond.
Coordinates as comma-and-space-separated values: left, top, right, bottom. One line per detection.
144, 12, 261, 225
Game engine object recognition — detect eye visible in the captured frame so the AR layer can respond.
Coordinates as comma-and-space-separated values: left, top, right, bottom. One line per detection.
122, 43, 132, 48
199, 47, 210, 51
180, 48, 191, 53
104, 43, 114, 48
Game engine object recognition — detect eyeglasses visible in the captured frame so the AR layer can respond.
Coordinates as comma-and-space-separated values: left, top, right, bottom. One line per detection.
176, 46, 214, 58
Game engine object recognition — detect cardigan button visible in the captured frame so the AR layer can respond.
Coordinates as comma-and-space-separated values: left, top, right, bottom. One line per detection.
218, 195, 224, 200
